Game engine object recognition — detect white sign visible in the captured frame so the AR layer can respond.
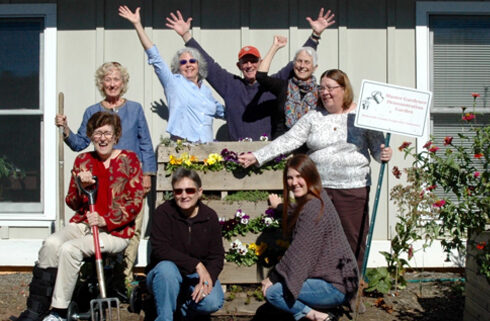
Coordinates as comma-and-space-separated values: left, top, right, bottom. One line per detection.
355, 80, 432, 137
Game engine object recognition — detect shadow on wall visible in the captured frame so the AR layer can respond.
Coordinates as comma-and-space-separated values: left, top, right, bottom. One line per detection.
150, 99, 230, 141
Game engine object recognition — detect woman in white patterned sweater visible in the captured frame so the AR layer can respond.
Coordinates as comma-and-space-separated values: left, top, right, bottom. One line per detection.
261, 154, 358, 321
239, 69, 392, 271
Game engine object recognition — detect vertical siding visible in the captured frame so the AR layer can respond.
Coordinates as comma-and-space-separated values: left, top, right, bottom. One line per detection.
2, 0, 422, 242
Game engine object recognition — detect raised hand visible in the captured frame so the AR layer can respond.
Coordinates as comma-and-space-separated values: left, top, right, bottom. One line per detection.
118, 5, 141, 25
273, 35, 288, 49
306, 8, 335, 35
165, 10, 192, 37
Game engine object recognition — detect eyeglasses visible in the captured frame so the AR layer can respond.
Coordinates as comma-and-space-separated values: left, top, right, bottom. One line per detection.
173, 188, 197, 195
319, 85, 342, 92
93, 131, 114, 139
179, 59, 197, 65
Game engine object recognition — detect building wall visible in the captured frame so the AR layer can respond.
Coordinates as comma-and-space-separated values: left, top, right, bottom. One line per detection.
2, 0, 477, 267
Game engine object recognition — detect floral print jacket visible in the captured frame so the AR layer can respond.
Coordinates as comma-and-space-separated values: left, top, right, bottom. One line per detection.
66, 150, 144, 238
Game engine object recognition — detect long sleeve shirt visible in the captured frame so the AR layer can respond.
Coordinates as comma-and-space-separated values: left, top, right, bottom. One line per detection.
254, 109, 385, 189
146, 45, 225, 143
148, 200, 224, 284
185, 37, 318, 141
64, 100, 156, 175
270, 190, 359, 299
66, 150, 144, 239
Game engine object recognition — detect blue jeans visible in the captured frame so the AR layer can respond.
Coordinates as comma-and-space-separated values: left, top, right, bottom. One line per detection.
146, 260, 224, 321
266, 279, 346, 320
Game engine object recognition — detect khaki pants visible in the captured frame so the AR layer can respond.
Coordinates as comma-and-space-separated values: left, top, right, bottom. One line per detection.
37, 223, 129, 309
122, 205, 145, 282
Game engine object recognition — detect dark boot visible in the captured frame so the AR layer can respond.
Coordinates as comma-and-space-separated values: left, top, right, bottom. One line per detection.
17, 265, 57, 321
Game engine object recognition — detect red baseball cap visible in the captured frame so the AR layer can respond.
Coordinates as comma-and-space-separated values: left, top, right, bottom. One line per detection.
238, 46, 261, 60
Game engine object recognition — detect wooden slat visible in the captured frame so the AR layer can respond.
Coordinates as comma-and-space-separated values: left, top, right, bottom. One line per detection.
157, 169, 283, 191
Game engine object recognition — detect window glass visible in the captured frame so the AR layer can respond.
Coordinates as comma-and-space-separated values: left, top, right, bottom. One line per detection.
0, 115, 41, 203
430, 15, 490, 110
0, 18, 42, 110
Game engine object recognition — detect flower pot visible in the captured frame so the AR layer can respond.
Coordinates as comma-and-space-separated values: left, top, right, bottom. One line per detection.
464, 230, 490, 321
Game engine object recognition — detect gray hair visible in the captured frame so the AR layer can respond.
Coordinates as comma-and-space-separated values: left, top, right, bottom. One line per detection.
170, 47, 208, 81
294, 46, 317, 66
171, 167, 202, 189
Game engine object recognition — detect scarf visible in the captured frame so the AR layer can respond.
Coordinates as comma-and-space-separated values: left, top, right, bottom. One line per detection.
284, 76, 318, 128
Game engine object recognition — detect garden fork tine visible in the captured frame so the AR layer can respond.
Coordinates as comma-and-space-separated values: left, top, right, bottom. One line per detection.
76, 176, 121, 321
90, 298, 120, 321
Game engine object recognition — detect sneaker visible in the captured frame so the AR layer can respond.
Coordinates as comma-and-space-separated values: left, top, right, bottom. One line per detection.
42, 312, 66, 321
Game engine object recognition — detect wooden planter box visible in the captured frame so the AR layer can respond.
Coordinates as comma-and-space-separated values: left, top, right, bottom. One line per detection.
155, 142, 286, 284
464, 230, 490, 321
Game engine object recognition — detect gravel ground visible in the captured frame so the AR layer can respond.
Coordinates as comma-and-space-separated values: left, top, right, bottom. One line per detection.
0, 271, 464, 321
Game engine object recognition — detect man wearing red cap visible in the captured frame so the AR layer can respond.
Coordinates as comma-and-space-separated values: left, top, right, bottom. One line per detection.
166, 8, 335, 141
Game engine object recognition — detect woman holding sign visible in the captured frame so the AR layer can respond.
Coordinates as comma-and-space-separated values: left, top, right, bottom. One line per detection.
239, 69, 392, 271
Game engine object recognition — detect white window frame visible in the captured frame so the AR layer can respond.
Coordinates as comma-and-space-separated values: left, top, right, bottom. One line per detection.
0, 4, 57, 223
416, 1, 490, 151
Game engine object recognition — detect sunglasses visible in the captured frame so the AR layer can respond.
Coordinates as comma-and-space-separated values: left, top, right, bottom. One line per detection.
179, 59, 197, 65
173, 188, 197, 195
239, 57, 259, 64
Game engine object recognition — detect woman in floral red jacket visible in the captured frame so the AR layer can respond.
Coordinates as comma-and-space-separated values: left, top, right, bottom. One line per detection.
17, 111, 144, 321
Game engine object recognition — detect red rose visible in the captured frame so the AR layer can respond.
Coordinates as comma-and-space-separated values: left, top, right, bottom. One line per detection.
472, 92, 481, 98
433, 200, 446, 208
443, 136, 453, 146
423, 141, 432, 149
474, 153, 484, 159
398, 141, 412, 151
476, 242, 486, 250
392, 166, 401, 179
429, 146, 440, 153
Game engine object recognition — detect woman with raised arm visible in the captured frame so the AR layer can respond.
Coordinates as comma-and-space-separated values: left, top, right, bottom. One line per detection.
239, 69, 393, 273
256, 35, 322, 138
119, 6, 225, 143
261, 154, 358, 321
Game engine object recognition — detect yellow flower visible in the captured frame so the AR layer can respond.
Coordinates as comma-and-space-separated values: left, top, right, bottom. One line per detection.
264, 257, 270, 264
190, 155, 198, 163
248, 243, 257, 251
169, 155, 183, 165
169, 155, 177, 165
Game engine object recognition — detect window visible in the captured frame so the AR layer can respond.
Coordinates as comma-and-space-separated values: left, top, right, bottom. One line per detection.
0, 4, 56, 220
416, 1, 490, 150
417, 2, 490, 201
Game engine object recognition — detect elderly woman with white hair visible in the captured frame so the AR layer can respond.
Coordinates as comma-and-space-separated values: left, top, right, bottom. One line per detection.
256, 35, 325, 138
119, 5, 225, 143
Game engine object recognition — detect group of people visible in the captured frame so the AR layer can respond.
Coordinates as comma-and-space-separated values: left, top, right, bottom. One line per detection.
16, 4, 394, 321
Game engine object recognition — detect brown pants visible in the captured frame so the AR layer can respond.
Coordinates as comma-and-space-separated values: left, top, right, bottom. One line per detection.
324, 187, 370, 271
